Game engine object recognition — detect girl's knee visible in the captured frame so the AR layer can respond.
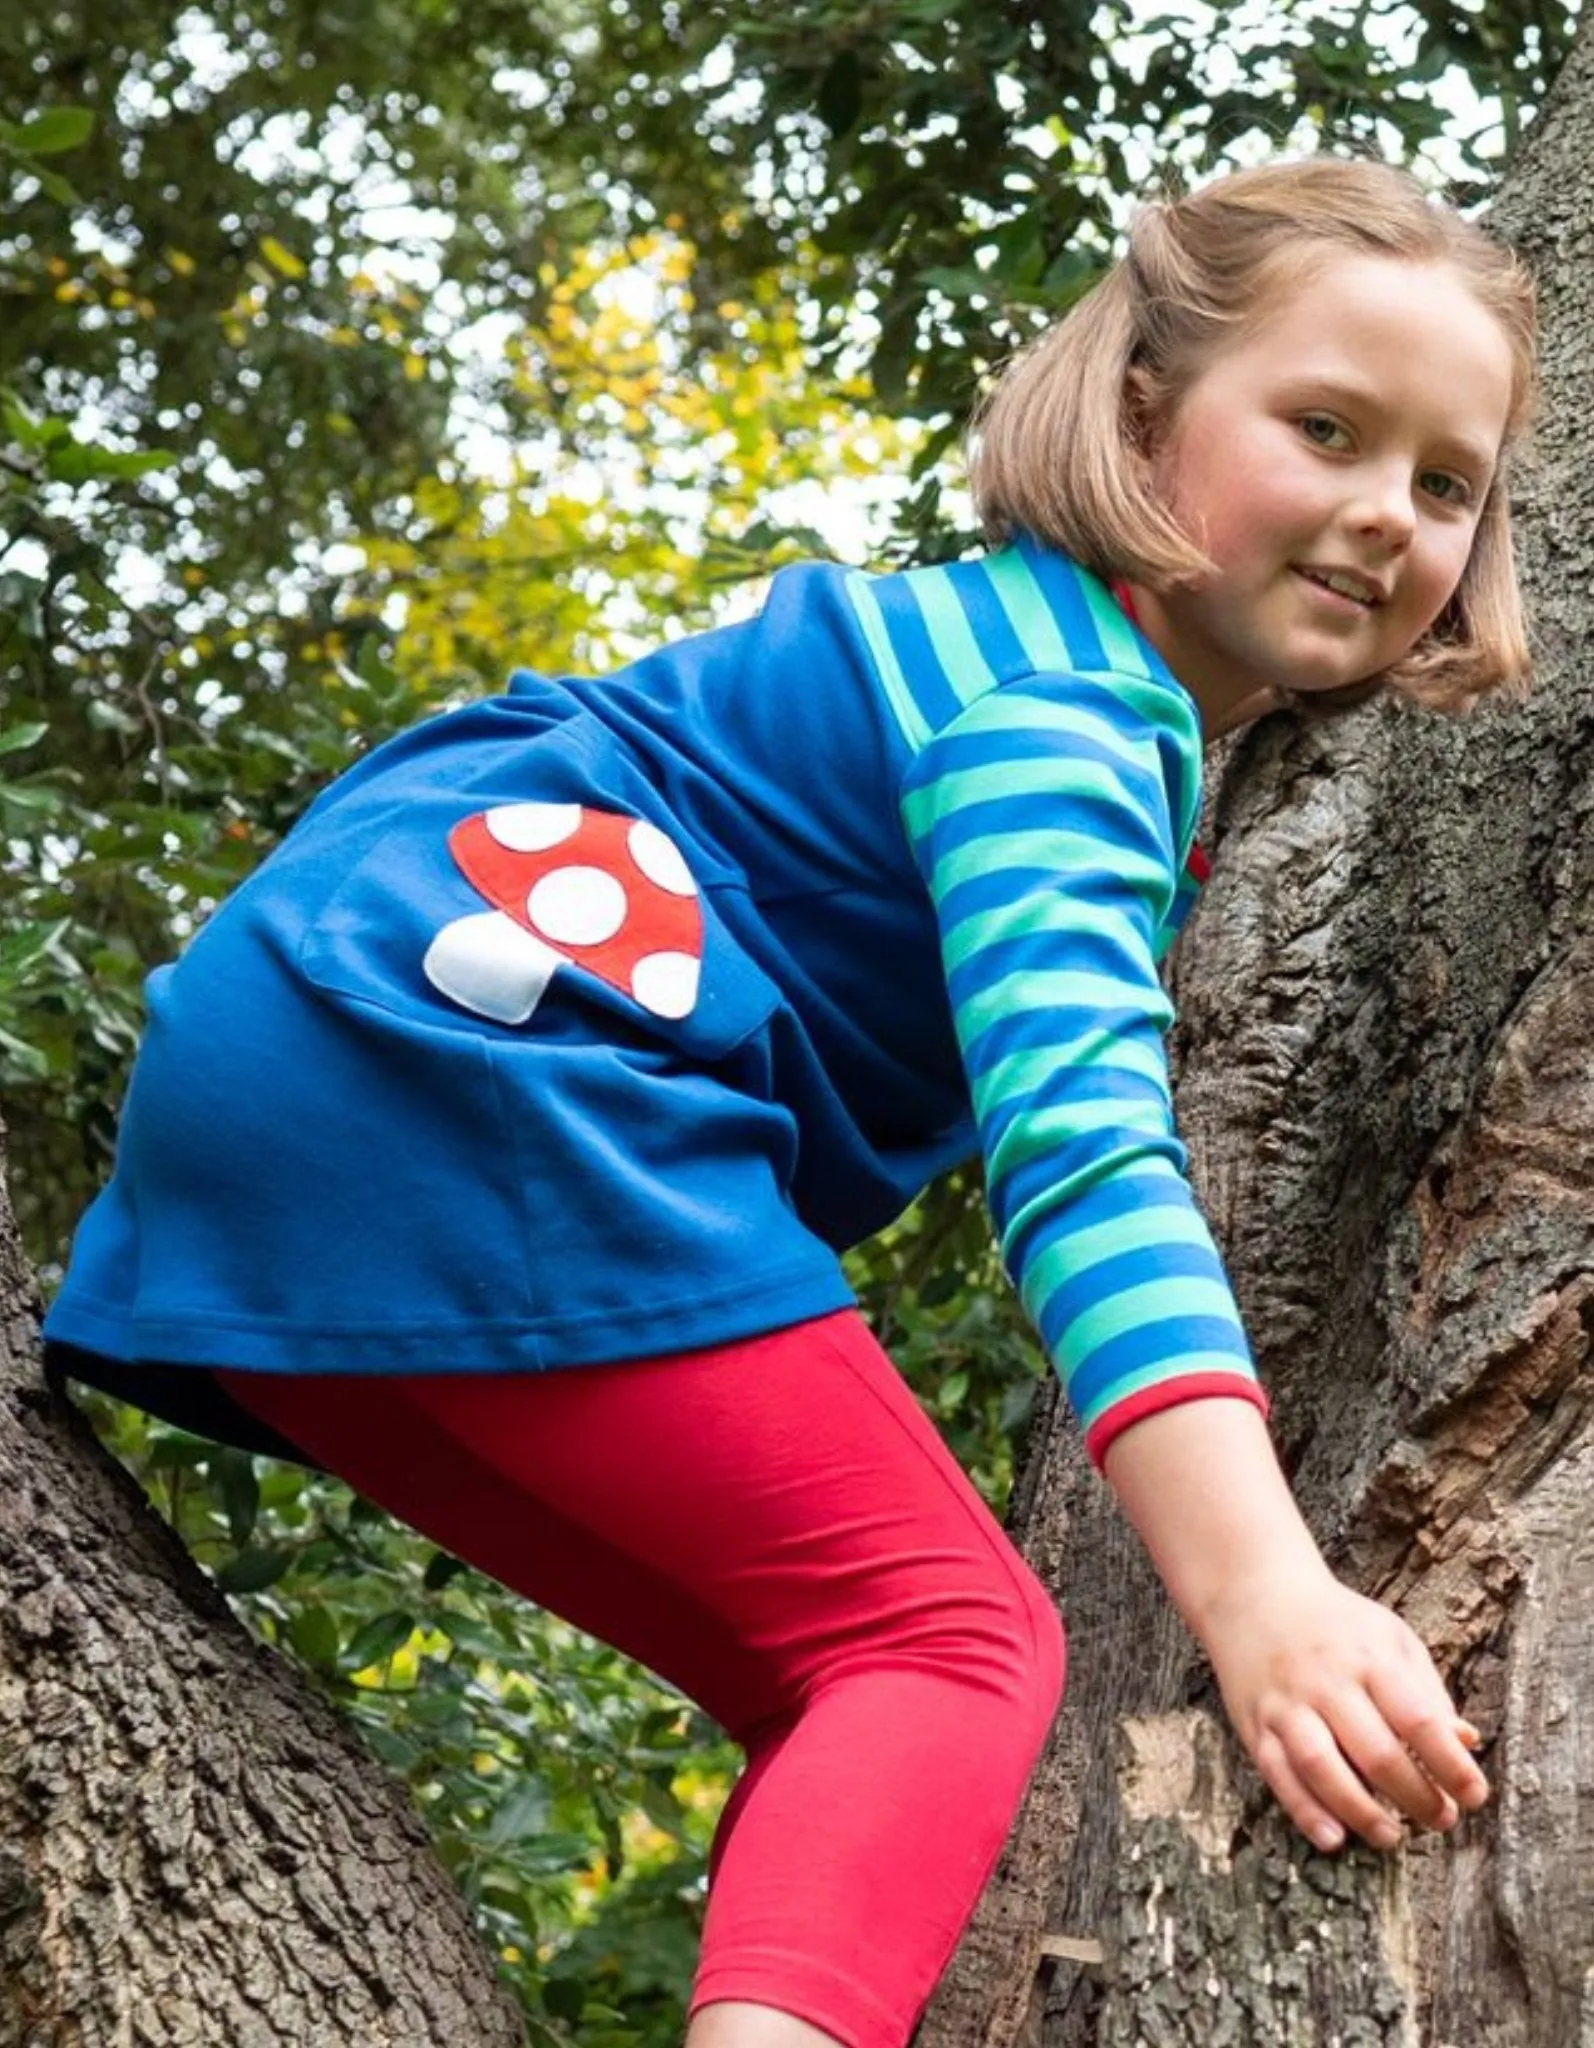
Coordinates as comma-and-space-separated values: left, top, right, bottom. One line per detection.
935, 1552, 1066, 1751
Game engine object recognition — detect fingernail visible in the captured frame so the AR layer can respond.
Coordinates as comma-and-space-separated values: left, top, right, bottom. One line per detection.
1372, 1822, 1403, 1850
1313, 1823, 1344, 1853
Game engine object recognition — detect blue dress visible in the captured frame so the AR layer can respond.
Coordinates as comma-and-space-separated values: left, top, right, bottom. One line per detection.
45, 541, 1260, 1466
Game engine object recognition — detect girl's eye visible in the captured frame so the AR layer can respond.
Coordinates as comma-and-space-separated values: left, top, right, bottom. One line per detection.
1420, 470, 1474, 507
1298, 414, 1350, 450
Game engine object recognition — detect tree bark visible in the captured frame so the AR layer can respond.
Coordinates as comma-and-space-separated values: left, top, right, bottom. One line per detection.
0, 1122, 526, 2045
924, 18, 1594, 2048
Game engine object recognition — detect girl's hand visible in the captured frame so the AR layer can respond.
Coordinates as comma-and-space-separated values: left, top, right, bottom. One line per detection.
1100, 1399, 1490, 1856
1200, 1565, 1490, 1853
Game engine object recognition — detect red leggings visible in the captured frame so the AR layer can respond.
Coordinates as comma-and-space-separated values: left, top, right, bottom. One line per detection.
220, 1310, 1064, 2048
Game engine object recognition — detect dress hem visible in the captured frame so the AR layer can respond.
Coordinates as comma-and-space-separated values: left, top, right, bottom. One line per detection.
42, 1258, 857, 1380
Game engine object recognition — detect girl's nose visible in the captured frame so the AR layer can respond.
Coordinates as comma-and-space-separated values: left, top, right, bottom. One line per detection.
1349, 466, 1417, 548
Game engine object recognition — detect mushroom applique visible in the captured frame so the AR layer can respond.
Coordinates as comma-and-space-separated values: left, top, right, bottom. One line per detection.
422, 802, 703, 1026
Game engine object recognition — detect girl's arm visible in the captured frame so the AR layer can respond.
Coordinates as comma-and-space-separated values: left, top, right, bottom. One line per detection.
1102, 1398, 1490, 1850
871, 611, 1472, 1851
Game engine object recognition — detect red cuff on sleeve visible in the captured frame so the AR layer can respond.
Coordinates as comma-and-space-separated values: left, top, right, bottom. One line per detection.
1083, 1373, 1270, 1472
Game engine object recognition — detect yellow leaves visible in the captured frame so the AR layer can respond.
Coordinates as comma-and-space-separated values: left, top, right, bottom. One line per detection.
351, 1630, 422, 1688
411, 474, 463, 528
260, 235, 306, 280
402, 351, 427, 383
54, 277, 155, 319
341, 229, 915, 699
167, 248, 197, 278
672, 1765, 731, 1814
46, 251, 160, 321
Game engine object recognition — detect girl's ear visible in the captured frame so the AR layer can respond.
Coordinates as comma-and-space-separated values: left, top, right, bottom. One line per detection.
1124, 365, 1163, 460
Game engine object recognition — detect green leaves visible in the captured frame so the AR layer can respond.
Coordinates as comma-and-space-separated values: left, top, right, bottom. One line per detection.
41, 443, 176, 485
0, 109, 94, 156
213, 1546, 296, 1593
4, 388, 177, 482
213, 1448, 261, 1545
0, 104, 93, 203
346, 1610, 419, 1675
287, 1603, 342, 1672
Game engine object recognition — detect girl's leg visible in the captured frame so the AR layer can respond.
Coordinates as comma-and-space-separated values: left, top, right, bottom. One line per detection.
219, 1311, 1065, 2048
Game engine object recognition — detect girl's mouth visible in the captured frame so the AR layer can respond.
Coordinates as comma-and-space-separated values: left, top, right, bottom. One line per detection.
1294, 566, 1384, 611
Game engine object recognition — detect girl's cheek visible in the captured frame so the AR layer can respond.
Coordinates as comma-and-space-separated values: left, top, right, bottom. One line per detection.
1443, 540, 1479, 605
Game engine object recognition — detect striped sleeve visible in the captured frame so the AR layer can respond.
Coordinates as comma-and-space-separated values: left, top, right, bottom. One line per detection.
898, 672, 1265, 1465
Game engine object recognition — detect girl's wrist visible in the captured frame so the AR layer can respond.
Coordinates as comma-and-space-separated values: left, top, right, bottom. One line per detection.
1101, 1396, 1331, 1640
1183, 1542, 1338, 1654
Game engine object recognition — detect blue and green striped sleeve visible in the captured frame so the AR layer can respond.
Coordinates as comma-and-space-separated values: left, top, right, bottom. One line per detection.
898, 671, 1265, 1464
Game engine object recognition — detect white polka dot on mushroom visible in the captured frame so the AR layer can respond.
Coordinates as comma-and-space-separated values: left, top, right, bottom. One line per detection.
631, 951, 700, 1018
627, 820, 698, 897
485, 802, 582, 852
526, 866, 628, 946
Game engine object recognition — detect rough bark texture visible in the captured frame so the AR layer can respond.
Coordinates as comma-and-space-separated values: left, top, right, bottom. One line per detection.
1098, 1714, 1418, 2048
0, 1127, 526, 2045
923, 18, 1594, 2048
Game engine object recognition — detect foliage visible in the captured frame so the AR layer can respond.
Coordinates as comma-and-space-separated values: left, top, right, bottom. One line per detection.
1, 3, 1577, 2042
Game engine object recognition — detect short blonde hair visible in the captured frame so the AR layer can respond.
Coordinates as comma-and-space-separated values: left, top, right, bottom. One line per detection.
970, 156, 1538, 711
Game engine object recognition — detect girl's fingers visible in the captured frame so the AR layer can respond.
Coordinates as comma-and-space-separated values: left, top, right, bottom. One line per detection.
1250, 1729, 1350, 1854
1369, 1670, 1492, 1813
1258, 1714, 1404, 1851
1329, 1693, 1458, 1831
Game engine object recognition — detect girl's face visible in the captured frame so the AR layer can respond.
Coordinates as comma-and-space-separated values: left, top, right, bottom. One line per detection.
1127, 251, 1516, 736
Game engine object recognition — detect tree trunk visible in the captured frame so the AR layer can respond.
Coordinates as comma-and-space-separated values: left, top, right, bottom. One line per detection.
924, 20, 1594, 2048
0, 1119, 526, 2045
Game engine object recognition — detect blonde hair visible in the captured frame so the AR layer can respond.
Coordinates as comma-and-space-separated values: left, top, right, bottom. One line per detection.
970, 156, 1538, 710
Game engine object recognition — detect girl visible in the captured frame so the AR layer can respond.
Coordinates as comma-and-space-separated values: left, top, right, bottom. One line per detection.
47, 155, 1535, 2048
